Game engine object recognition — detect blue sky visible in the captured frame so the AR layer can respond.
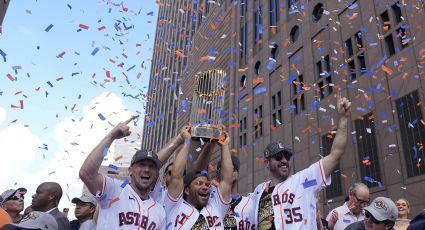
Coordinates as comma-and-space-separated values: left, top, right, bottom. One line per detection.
0, 0, 158, 219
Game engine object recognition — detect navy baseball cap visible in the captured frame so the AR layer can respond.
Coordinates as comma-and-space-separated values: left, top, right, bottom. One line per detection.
264, 141, 294, 159
183, 171, 209, 188
130, 150, 162, 169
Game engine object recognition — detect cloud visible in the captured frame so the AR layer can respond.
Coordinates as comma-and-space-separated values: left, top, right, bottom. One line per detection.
0, 106, 6, 125
30, 92, 135, 218
0, 123, 41, 182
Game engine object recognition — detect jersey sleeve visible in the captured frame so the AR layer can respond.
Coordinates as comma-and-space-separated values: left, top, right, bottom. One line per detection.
151, 178, 166, 204
299, 160, 331, 193
94, 174, 122, 209
163, 190, 183, 214
209, 185, 231, 218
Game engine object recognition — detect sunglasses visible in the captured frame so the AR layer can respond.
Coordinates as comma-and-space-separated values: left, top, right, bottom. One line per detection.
6, 194, 24, 202
365, 210, 388, 225
194, 180, 211, 187
271, 151, 292, 161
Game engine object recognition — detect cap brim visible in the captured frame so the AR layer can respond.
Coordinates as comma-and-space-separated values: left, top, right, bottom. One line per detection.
132, 157, 162, 169
71, 197, 82, 204
364, 206, 388, 221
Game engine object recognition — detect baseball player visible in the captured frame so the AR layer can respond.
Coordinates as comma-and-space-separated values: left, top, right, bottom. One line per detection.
252, 93, 351, 229
194, 146, 256, 230
164, 126, 233, 229
79, 117, 186, 229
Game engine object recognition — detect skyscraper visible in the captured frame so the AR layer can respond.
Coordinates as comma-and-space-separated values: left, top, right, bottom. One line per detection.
145, 0, 425, 215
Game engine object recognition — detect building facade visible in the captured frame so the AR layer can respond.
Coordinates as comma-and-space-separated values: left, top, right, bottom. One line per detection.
145, 0, 425, 216
0, 0, 10, 26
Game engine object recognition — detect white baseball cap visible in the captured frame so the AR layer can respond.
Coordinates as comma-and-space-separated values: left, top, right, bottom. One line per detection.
364, 197, 398, 222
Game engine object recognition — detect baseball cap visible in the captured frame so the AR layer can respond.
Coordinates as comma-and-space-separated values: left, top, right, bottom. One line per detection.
11, 211, 58, 230
184, 171, 209, 188
217, 155, 240, 172
71, 195, 97, 206
130, 149, 162, 169
264, 141, 294, 159
0, 188, 27, 204
364, 197, 398, 222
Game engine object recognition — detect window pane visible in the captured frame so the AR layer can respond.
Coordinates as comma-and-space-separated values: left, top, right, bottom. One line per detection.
385, 34, 396, 56
381, 11, 391, 32
277, 91, 282, 106
355, 113, 382, 188
348, 60, 356, 81
358, 53, 367, 74
391, 2, 403, 24
345, 38, 353, 57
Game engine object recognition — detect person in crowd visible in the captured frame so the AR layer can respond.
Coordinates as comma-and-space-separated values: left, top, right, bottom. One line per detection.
0, 188, 27, 223
165, 126, 234, 229
31, 182, 70, 230
0, 211, 58, 230
0, 208, 12, 227
345, 197, 397, 230
79, 117, 187, 229
326, 183, 370, 229
394, 198, 410, 230
70, 195, 97, 230
407, 210, 425, 230
251, 93, 351, 229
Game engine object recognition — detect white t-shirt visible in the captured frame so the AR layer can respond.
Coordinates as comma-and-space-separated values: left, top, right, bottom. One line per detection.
95, 174, 166, 230
252, 160, 331, 229
325, 202, 365, 230
223, 194, 256, 230
164, 186, 231, 230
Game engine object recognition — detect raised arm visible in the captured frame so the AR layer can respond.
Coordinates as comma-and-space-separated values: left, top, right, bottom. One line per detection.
193, 142, 215, 172
168, 126, 191, 199
217, 131, 232, 202
322, 93, 351, 178
79, 117, 134, 195
156, 129, 185, 163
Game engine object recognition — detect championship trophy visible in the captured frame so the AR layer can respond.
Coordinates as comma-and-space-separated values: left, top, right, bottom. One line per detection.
190, 69, 226, 141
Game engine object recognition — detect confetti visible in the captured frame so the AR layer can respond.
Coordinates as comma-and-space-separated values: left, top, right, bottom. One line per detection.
302, 178, 317, 188
45, 24, 54, 32
98, 113, 106, 120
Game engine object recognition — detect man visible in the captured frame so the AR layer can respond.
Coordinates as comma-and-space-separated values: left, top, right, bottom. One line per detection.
252, 93, 351, 229
79, 117, 185, 229
165, 126, 234, 229
0, 188, 27, 223
326, 183, 370, 229
217, 155, 256, 230
70, 195, 97, 230
345, 197, 397, 230
0, 211, 58, 230
31, 182, 70, 230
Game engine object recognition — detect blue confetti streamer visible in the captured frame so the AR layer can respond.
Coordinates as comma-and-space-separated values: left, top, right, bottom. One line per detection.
102, 147, 109, 157
98, 113, 106, 121
108, 164, 118, 170
254, 87, 267, 95
120, 178, 129, 188
67, 4, 72, 9
47, 81, 53, 88
45, 24, 54, 32
0, 49, 6, 62
126, 65, 136, 72
302, 178, 317, 189
91, 47, 100, 56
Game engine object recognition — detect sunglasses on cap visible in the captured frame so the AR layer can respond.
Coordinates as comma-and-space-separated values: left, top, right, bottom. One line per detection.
365, 210, 389, 225
6, 194, 24, 202
271, 151, 292, 161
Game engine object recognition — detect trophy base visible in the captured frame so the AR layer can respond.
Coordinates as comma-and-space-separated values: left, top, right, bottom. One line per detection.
191, 126, 222, 141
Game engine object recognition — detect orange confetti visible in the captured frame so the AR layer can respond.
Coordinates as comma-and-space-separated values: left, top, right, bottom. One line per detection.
108, 197, 120, 208
114, 155, 123, 161
381, 65, 393, 75
97, 26, 106, 31
56, 77, 64, 81
122, 53, 128, 59
57, 51, 66, 58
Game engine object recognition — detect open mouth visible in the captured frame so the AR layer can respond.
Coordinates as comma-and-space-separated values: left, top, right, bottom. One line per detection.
198, 192, 209, 199
140, 176, 150, 181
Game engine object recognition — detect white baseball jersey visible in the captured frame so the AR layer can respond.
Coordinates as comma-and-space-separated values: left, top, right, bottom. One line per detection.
95, 174, 166, 230
252, 160, 331, 230
223, 194, 256, 230
164, 185, 231, 230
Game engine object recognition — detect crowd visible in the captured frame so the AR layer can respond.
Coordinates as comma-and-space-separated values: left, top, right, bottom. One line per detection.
1, 96, 424, 230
